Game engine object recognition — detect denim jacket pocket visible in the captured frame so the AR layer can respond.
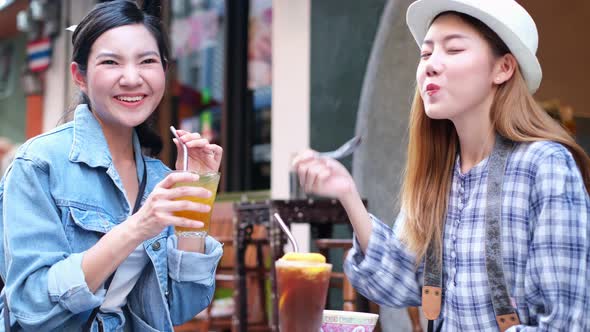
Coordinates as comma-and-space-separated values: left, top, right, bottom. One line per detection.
68, 205, 117, 233
125, 305, 164, 332
64, 205, 119, 252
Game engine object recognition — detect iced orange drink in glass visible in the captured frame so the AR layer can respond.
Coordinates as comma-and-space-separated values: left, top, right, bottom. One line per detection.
172, 171, 220, 238
275, 252, 332, 332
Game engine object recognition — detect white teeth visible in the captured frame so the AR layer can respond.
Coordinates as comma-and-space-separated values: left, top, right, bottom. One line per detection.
116, 96, 144, 102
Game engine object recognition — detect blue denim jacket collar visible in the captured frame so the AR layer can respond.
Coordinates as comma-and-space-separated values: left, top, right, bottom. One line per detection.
68, 104, 145, 186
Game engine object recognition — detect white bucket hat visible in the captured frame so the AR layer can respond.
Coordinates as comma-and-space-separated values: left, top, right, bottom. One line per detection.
406, 0, 542, 93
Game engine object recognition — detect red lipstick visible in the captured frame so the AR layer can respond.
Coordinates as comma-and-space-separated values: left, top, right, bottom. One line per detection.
425, 83, 440, 96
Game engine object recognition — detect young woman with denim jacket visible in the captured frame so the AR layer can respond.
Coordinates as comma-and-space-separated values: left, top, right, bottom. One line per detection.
0, 1, 223, 330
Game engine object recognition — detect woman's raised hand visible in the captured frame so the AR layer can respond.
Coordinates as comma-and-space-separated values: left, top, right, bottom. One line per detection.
130, 171, 212, 241
173, 129, 222, 173
291, 149, 357, 200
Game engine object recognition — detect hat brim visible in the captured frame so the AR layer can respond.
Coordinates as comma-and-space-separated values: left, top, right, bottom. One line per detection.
406, 0, 542, 93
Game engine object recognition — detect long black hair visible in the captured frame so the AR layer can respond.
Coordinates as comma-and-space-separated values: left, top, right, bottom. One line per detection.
71, 0, 168, 156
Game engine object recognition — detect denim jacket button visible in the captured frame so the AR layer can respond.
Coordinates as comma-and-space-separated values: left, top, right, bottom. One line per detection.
152, 241, 161, 251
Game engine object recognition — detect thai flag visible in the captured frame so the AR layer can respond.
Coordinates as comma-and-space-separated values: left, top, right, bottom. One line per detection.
27, 38, 52, 73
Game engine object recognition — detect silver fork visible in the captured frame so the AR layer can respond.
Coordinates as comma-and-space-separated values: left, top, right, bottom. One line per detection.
317, 135, 362, 160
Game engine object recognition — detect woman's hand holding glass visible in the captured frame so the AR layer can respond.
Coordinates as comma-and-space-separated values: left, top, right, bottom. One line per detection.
130, 172, 213, 242
291, 149, 357, 200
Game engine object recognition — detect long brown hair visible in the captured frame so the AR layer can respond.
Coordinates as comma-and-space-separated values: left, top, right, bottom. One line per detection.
400, 12, 590, 265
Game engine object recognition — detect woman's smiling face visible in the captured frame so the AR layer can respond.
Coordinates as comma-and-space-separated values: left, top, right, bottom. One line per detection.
73, 23, 166, 130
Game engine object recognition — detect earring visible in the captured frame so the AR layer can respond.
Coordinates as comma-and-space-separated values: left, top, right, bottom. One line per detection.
495, 77, 501, 83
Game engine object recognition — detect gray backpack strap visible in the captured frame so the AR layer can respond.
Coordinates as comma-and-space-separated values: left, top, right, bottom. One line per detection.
422, 241, 442, 321
485, 135, 520, 331
422, 134, 520, 332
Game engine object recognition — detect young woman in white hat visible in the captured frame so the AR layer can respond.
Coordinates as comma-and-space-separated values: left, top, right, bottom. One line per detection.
293, 0, 590, 331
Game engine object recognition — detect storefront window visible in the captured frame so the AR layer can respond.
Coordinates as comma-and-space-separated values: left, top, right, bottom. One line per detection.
167, 0, 272, 192
169, 0, 225, 145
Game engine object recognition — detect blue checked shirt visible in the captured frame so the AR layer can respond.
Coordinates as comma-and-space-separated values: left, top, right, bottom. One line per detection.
344, 140, 589, 331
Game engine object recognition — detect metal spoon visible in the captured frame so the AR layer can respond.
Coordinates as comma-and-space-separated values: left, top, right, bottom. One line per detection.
273, 213, 299, 252
170, 126, 188, 171
318, 135, 362, 160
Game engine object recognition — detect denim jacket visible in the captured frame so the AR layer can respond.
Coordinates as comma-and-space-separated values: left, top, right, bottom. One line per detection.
0, 105, 223, 331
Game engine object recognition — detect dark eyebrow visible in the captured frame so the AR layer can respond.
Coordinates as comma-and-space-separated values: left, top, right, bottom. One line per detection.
422, 34, 469, 46
96, 52, 121, 60
95, 51, 160, 60
138, 51, 160, 58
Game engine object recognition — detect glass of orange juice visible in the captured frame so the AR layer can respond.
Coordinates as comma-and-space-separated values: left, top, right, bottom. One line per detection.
172, 171, 220, 238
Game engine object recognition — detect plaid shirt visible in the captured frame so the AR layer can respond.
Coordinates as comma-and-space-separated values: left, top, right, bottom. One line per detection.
345, 140, 589, 331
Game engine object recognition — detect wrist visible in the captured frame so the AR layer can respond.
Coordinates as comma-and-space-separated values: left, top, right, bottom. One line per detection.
339, 183, 360, 209
120, 214, 145, 246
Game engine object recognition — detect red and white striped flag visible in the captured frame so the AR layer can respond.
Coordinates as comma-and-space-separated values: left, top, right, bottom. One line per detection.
27, 38, 52, 73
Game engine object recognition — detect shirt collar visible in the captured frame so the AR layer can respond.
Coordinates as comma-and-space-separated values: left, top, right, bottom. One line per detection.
69, 104, 144, 172
455, 154, 490, 178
